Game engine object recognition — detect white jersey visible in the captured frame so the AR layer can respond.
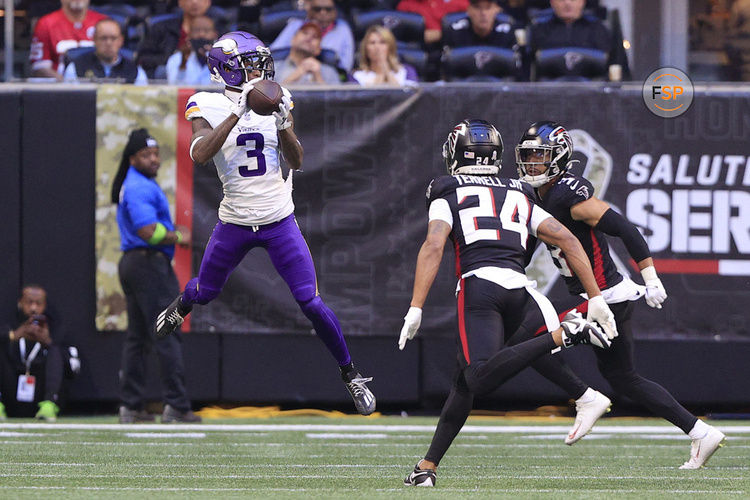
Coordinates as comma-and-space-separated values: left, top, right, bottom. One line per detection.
185, 90, 294, 226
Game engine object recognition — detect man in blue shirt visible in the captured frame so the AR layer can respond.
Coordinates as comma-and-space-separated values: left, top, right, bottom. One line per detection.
111, 128, 200, 424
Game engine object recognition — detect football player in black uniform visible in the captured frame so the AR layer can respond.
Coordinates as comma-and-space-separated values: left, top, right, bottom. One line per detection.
514, 121, 726, 469
399, 119, 618, 487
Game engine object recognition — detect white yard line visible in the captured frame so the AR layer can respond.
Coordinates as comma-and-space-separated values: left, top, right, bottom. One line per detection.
0, 422, 749, 433
0, 472, 742, 480
0, 485, 744, 494
125, 432, 206, 438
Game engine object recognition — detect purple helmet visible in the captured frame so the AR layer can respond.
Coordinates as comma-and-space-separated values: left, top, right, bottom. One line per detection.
207, 31, 275, 88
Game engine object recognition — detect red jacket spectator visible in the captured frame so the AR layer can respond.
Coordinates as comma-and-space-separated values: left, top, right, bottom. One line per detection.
30, 5, 107, 78
397, 0, 469, 43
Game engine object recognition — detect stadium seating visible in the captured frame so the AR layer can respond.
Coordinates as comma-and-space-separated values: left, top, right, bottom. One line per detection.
352, 10, 425, 49
258, 9, 307, 46
441, 45, 519, 81
534, 47, 608, 81
398, 45, 428, 79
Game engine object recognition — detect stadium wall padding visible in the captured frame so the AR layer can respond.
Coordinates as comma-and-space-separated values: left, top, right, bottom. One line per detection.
2, 85, 749, 410
0, 90, 22, 317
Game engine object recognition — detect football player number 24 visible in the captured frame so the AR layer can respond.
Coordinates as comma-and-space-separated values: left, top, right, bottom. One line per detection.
237, 133, 266, 177
456, 186, 529, 247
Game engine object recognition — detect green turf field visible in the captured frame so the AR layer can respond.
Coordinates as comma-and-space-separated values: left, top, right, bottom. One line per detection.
1, 416, 748, 499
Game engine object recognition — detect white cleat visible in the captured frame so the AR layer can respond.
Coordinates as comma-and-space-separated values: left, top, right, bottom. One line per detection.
679, 426, 726, 469
565, 390, 611, 445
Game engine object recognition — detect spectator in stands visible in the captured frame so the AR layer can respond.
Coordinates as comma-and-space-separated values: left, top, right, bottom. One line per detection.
529, 0, 612, 54
353, 25, 417, 86
275, 22, 341, 85
111, 128, 200, 424
396, 0, 469, 44
442, 0, 516, 49
137, 0, 212, 79
29, 0, 108, 80
63, 19, 148, 85
166, 15, 218, 85
0, 285, 80, 421
270, 0, 355, 72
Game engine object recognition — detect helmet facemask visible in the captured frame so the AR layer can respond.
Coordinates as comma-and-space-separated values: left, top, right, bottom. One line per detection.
515, 144, 560, 187
515, 122, 572, 187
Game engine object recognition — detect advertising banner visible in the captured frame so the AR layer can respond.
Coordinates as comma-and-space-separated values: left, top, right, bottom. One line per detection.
96, 84, 750, 338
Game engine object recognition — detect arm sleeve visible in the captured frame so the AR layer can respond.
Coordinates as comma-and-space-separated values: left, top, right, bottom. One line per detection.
428, 198, 453, 228
595, 208, 651, 262
528, 204, 553, 237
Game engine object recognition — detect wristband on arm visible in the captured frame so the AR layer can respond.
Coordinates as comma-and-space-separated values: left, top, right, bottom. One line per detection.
147, 223, 168, 245
594, 208, 651, 262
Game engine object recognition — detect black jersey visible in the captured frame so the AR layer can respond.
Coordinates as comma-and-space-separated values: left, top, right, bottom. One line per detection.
537, 173, 622, 295
442, 16, 516, 49
427, 174, 543, 276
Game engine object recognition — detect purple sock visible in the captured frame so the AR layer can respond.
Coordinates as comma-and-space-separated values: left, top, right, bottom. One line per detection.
299, 296, 351, 366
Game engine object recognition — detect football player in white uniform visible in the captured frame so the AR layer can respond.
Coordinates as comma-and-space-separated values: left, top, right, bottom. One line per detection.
155, 31, 375, 416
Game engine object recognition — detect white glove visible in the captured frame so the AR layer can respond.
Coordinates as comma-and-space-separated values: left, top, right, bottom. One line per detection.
273, 93, 293, 130
398, 307, 422, 350
587, 295, 618, 339
230, 77, 262, 117
641, 265, 667, 309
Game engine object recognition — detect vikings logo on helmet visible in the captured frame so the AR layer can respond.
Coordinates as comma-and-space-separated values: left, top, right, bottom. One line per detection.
207, 31, 275, 88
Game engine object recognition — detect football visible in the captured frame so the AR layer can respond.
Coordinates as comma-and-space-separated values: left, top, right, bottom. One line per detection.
248, 79, 283, 116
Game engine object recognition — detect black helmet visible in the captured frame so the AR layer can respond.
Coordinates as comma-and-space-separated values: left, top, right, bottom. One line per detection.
515, 121, 573, 187
442, 119, 503, 176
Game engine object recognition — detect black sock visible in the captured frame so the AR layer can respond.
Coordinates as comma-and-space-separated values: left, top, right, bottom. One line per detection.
425, 373, 474, 466
339, 362, 355, 379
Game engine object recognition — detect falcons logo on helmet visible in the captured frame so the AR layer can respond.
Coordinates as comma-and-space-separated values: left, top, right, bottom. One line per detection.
550, 126, 572, 155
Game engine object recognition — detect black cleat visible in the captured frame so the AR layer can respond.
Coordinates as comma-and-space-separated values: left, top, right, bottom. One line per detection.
161, 404, 202, 423
560, 310, 611, 349
342, 368, 376, 416
155, 294, 191, 339
404, 464, 436, 487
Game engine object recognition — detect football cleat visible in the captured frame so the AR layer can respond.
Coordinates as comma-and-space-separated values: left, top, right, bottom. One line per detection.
161, 404, 202, 424
560, 310, 611, 349
679, 426, 726, 469
119, 406, 156, 424
155, 294, 192, 339
404, 464, 436, 487
35, 400, 59, 422
342, 369, 376, 416
565, 390, 611, 445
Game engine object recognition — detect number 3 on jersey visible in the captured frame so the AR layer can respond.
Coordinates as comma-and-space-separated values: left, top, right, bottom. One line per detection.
237, 133, 267, 177
456, 186, 529, 247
